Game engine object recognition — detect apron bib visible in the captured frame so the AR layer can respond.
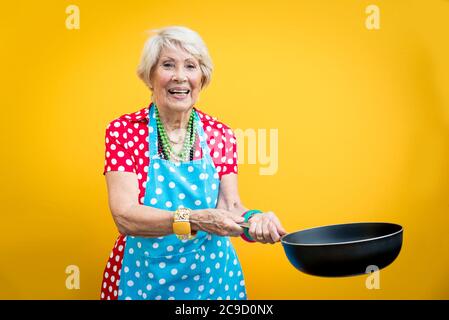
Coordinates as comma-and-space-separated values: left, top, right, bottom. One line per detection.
117, 105, 247, 300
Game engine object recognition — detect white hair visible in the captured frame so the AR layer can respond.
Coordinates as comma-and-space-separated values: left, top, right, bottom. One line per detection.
137, 26, 213, 91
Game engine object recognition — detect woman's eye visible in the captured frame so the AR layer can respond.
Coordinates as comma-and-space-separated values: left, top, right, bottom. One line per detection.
187, 65, 196, 69
163, 63, 174, 67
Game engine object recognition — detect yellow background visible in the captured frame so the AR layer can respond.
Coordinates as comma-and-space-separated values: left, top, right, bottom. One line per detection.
1, 0, 448, 299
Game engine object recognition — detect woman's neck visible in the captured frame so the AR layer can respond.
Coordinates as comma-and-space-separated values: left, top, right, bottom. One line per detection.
156, 105, 193, 132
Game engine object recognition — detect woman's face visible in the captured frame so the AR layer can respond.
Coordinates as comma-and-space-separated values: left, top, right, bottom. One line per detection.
150, 46, 203, 113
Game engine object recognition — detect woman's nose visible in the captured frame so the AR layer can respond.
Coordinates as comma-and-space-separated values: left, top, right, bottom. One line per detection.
172, 67, 187, 82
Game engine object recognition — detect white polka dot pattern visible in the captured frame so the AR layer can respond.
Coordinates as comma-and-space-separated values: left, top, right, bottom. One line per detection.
100, 235, 126, 300
100, 105, 244, 300
103, 105, 238, 205
115, 234, 246, 300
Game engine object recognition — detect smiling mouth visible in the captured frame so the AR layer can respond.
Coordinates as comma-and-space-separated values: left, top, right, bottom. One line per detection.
168, 89, 190, 95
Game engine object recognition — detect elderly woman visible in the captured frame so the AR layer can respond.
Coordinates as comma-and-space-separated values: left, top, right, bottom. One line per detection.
100, 26, 286, 300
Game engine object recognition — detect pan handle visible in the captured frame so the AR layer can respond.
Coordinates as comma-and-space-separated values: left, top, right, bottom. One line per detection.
238, 221, 251, 229
237, 221, 285, 243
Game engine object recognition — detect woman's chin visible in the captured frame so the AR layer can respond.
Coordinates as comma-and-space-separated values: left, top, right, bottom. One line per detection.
164, 99, 195, 112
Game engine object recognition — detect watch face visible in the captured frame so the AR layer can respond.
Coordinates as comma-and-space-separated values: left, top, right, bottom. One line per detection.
176, 208, 190, 221
179, 211, 189, 220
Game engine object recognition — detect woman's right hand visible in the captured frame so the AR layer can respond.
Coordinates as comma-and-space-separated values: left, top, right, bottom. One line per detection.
190, 209, 245, 237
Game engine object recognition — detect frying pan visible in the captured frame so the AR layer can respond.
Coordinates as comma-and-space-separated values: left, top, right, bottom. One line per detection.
238, 222, 403, 277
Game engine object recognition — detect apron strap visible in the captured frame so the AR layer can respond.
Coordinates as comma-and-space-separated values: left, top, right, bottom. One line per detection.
148, 104, 159, 159
148, 104, 213, 160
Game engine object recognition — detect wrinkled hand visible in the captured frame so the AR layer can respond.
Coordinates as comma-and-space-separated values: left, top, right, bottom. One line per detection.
190, 209, 244, 237
248, 211, 287, 244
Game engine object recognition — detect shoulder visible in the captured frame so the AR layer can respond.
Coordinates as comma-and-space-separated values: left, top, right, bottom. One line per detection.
105, 106, 149, 135
195, 107, 238, 177
195, 108, 236, 140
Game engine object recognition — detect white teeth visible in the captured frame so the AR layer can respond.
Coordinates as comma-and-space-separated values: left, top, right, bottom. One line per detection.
168, 89, 189, 94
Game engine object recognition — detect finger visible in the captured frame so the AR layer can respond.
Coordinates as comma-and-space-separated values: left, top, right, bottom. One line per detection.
255, 220, 266, 243
271, 215, 288, 235
233, 221, 244, 235
249, 220, 257, 240
227, 219, 243, 236
230, 214, 245, 224
262, 217, 272, 243
269, 222, 280, 243
279, 224, 288, 235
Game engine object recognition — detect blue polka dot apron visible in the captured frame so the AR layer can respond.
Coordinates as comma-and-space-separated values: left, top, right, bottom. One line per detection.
117, 105, 247, 300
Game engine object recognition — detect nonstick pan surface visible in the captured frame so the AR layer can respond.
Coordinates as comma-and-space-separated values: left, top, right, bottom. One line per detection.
279, 222, 403, 277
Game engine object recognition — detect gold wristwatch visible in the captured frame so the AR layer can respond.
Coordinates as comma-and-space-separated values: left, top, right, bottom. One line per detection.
172, 207, 196, 240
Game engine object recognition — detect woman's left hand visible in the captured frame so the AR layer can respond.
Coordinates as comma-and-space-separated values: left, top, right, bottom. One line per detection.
247, 211, 287, 244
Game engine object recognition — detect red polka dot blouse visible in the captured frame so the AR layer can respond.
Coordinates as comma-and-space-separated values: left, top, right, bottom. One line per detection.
103, 103, 238, 205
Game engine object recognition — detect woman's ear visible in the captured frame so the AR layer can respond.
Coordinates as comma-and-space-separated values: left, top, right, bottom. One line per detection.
200, 76, 205, 90
148, 73, 154, 90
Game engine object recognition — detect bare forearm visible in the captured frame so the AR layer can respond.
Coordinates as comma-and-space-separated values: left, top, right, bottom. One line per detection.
113, 204, 174, 237
217, 200, 248, 217
113, 205, 224, 237
215, 174, 248, 218
114, 204, 245, 238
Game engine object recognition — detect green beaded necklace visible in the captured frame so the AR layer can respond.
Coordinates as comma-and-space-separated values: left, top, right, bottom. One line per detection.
154, 105, 197, 162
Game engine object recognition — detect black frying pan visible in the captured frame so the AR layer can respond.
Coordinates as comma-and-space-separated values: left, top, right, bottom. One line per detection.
240, 222, 403, 277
